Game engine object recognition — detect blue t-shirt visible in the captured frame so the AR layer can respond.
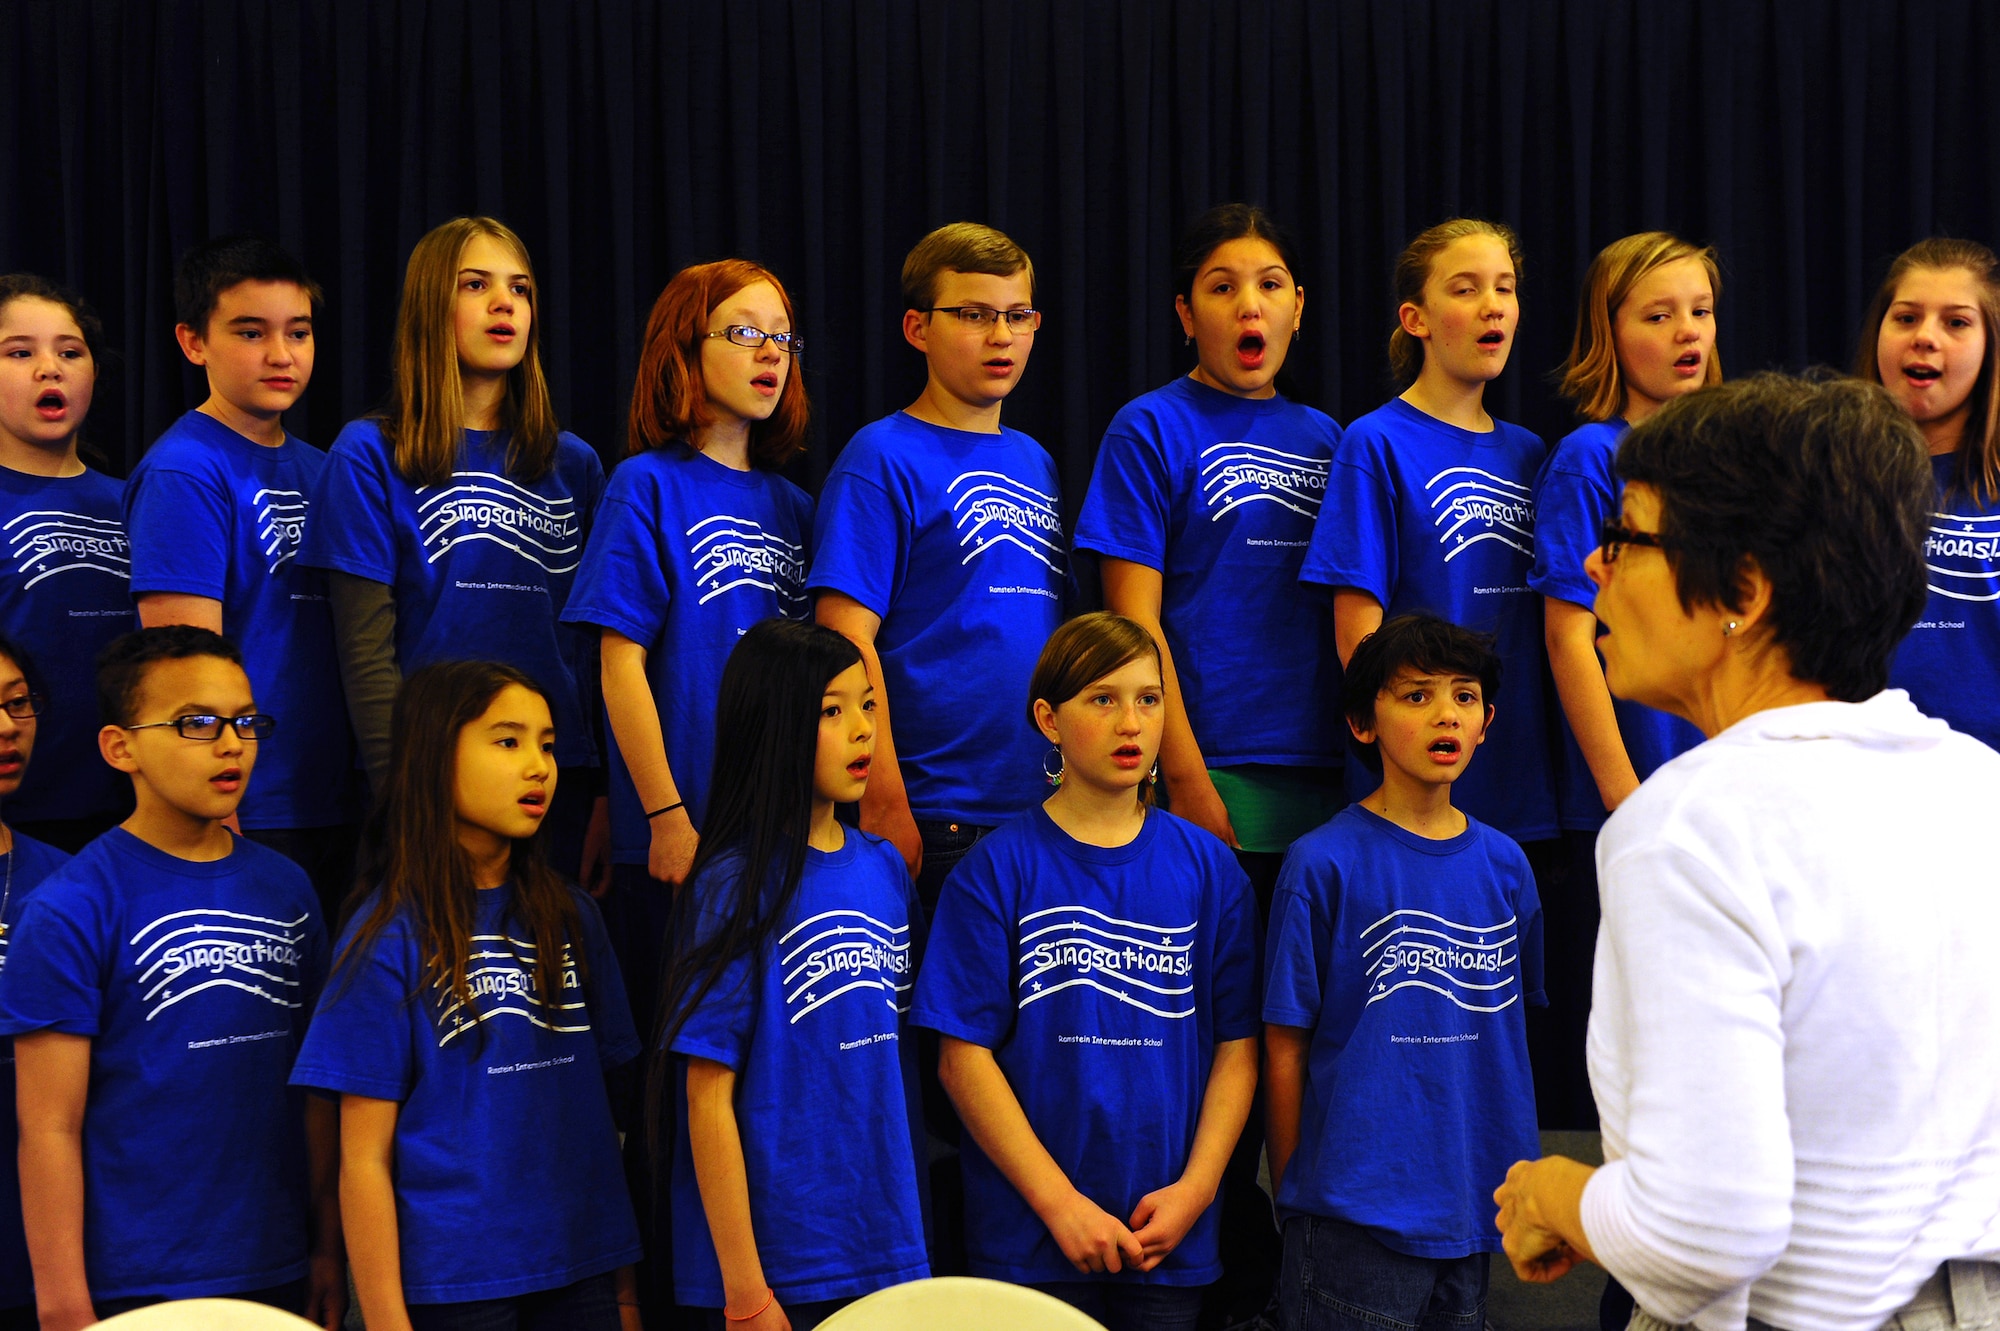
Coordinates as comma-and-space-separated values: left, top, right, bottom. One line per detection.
291, 881, 640, 1303
668, 830, 928, 1306
1891, 453, 2000, 752
0, 829, 325, 1301
125, 411, 358, 829
0, 465, 134, 825
562, 445, 814, 863
299, 420, 606, 768
910, 806, 1261, 1286
0, 830, 72, 1309
808, 413, 1067, 825
1302, 398, 1559, 842
1527, 421, 1705, 829
1075, 377, 1345, 768
1263, 804, 1543, 1257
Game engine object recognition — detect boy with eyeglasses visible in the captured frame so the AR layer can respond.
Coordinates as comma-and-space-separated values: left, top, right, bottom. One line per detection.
0, 627, 342, 1329
811, 222, 1067, 910
124, 237, 359, 922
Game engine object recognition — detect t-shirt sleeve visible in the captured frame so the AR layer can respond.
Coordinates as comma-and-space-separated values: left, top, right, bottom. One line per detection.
577, 891, 641, 1068
126, 463, 232, 600
1508, 842, 1547, 1008
1074, 424, 1172, 570
300, 428, 399, 583
561, 491, 671, 647
907, 847, 1015, 1049
1301, 447, 1398, 602
1208, 849, 1262, 1042
288, 923, 419, 1102
807, 468, 908, 619
1527, 457, 1608, 608
295, 894, 333, 1043
667, 870, 760, 1070
0, 889, 106, 1038
1261, 851, 1329, 1029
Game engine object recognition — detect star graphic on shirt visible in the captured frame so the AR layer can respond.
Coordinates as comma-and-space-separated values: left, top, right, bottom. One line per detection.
1031, 981, 1043, 993
1160, 935, 1173, 945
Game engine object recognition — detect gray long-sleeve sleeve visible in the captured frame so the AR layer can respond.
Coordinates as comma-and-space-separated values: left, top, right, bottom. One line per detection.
327, 570, 401, 796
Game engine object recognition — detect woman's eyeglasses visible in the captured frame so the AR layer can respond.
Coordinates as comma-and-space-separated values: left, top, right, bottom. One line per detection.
1598, 521, 1675, 564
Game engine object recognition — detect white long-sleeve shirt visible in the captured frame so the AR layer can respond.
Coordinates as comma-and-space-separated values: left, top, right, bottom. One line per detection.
1581, 691, 2000, 1331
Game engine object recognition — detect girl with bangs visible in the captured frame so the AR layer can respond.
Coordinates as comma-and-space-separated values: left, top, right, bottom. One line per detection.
563, 259, 813, 1036
1855, 238, 2000, 752
302, 217, 606, 881
292, 660, 640, 1331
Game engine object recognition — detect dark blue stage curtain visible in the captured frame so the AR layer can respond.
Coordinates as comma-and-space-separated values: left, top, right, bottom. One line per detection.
3, 0, 1996, 511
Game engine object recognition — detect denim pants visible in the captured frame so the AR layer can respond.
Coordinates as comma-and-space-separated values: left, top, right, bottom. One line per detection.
1276, 1214, 1488, 1331
407, 1271, 621, 1330
1033, 1280, 1207, 1331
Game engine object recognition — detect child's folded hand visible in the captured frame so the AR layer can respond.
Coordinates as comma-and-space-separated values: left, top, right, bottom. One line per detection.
1044, 1188, 1146, 1274
1128, 1178, 1209, 1270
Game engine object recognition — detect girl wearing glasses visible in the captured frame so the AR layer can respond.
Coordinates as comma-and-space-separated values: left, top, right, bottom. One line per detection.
0, 634, 74, 1329
301, 218, 606, 882
1856, 238, 2000, 753
563, 259, 813, 1036
0, 275, 135, 854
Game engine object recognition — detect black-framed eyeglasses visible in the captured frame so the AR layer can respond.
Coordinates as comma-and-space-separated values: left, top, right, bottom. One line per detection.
126, 713, 277, 741
924, 306, 1042, 332
0, 693, 45, 720
1598, 520, 1675, 564
702, 325, 804, 355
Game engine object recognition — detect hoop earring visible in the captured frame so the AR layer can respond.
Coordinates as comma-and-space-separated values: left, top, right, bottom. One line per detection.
1147, 762, 1160, 786
1042, 748, 1065, 789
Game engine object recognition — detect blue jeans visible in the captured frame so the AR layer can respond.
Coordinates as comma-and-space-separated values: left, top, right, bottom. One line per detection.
1033, 1281, 1206, 1331
1277, 1214, 1488, 1331
406, 1271, 620, 1330
700, 1296, 852, 1330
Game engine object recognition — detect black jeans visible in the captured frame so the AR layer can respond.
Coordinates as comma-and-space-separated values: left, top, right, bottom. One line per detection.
94, 1276, 306, 1319
407, 1271, 621, 1330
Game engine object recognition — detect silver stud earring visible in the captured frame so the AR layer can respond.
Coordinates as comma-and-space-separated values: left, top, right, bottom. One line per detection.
1042, 748, 1065, 788
1723, 620, 1739, 637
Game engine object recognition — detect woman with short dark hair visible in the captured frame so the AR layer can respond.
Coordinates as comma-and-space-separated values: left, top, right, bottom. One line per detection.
1493, 373, 2000, 1331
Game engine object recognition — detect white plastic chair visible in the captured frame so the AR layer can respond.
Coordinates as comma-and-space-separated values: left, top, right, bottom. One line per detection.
96, 1298, 318, 1330
817, 1276, 1108, 1329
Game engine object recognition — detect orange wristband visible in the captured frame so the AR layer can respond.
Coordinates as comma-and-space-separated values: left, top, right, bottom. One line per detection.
725, 1288, 775, 1322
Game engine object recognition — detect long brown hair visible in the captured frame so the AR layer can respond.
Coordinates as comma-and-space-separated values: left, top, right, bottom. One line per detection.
1387, 217, 1524, 391
627, 259, 810, 465
382, 217, 561, 487
336, 660, 582, 1037
1853, 237, 2000, 505
1557, 231, 1723, 423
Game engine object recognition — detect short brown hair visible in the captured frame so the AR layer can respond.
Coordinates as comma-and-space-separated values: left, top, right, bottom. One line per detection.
1557, 232, 1723, 423
900, 222, 1034, 313
1388, 218, 1523, 391
627, 259, 810, 466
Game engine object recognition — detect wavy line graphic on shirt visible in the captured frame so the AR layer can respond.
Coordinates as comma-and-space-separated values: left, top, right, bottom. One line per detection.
1424, 467, 1535, 561
434, 934, 590, 1047
415, 473, 581, 574
1360, 908, 1520, 1013
686, 515, 808, 608
1923, 509, 2000, 602
254, 488, 309, 574
947, 471, 1066, 573
778, 908, 912, 1024
129, 907, 309, 1021
4, 508, 130, 588
1015, 904, 1197, 1019
1199, 442, 1329, 522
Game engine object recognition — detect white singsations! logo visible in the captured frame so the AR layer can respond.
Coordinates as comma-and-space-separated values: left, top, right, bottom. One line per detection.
131, 907, 309, 1021
1200, 442, 1329, 522
1425, 467, 1534, 561
687, 515, 807, 608
4, 508, 130, 587
1361, 908, 1520, 1013
436, 934, 587, 1047
948, 471, 1065, 573
1017, 904, 1196, 1019
255, 488, 308, 574
417, 473, 581, 574
781, 908, 911, 1025
1923, 507, 2000, 602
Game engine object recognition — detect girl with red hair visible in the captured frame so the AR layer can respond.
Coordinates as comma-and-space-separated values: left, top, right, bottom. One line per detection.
563, 259, 814, 1031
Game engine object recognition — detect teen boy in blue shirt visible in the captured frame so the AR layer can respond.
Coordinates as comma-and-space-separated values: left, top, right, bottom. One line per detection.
1263, 614, 1544, 1331
124, 238, 357, 919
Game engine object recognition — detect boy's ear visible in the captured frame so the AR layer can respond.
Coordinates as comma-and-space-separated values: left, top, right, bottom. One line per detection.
99, 723, 141, 775
900, 308, 932, 356
173, 322, 210, 367
1473, 702, 1495, 746
1345, 714, 1376, 747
